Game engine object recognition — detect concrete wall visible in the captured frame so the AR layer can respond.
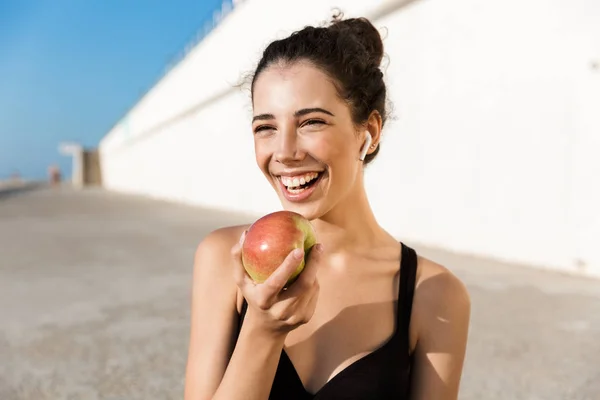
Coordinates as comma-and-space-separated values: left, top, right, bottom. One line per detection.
98, 0, 600, 278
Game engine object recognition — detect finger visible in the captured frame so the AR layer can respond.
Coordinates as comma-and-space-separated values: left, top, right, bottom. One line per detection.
295, 243, 323, 285
231, 231, 253, 289
262, 248, 305, 298
282, 281, 319, 325
283, 244, 322, 298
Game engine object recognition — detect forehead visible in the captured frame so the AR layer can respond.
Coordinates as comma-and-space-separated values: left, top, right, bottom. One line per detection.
252, 61, 344, 114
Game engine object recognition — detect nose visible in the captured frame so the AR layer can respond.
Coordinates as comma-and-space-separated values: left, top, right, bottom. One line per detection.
273, 128, 304, 164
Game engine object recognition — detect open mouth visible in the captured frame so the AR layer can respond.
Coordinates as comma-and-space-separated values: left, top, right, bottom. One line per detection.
279, 171, 324, 194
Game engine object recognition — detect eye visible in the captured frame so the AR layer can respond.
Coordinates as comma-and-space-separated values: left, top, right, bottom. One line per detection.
302, 119, 325, 127
254, 125, 275, 134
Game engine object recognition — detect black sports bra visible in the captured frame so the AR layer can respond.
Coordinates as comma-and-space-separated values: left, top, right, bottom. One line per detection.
237, 242, 418, 399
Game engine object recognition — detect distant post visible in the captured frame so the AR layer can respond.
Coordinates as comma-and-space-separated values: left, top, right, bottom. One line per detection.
58, 142, 84, 188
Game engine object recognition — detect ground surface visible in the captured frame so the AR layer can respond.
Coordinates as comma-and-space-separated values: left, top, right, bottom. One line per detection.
1, 187, 598, 399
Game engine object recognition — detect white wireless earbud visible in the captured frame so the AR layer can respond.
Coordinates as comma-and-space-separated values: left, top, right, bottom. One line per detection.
359, 132, 373, 161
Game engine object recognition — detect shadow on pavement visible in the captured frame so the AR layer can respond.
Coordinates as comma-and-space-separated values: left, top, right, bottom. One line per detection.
0, 182, 47, 201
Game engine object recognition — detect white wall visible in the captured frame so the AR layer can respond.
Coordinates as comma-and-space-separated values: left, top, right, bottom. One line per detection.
99, 0, 600, 278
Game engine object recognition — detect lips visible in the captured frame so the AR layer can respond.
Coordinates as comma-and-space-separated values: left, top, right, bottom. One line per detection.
275, 171, 325, 202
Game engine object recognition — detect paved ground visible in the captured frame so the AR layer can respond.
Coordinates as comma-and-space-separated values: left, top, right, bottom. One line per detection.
0, 187, 598, 400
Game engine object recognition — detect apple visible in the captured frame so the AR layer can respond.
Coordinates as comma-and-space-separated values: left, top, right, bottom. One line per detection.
242, 210, 317, 286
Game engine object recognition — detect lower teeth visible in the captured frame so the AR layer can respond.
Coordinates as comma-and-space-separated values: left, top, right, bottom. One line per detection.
287, 187, 306, 194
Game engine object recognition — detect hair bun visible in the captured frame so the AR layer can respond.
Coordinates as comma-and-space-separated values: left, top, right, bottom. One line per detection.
329, 12, 384, 67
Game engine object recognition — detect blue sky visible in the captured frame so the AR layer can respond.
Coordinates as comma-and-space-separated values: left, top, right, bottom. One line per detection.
0, 0, 225, 180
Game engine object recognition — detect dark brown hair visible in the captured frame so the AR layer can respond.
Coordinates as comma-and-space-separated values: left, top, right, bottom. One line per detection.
250, 12, 388, 165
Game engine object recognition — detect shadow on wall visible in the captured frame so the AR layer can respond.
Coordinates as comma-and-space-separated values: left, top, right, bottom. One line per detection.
59, 143, 103, 188
82, 149, 103, 186
369, 0, 423, 20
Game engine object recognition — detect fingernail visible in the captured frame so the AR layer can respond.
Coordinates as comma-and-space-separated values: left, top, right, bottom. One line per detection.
239, 230, 246, 244
316, 244, 324, 252
293, 248, 304, 258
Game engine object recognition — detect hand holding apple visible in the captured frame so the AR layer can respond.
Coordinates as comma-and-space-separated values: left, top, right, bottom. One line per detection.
231, 218, 323, 337
241, 210, 317, 287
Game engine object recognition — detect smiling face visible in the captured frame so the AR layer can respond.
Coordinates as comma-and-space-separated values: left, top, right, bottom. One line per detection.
251, 61, 368, 220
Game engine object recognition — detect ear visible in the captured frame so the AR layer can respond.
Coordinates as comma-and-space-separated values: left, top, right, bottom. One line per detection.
363, 110, 383, 157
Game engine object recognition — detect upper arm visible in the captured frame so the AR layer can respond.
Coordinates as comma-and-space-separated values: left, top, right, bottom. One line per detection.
409, 262, 471, 400
184, 226, 246, 400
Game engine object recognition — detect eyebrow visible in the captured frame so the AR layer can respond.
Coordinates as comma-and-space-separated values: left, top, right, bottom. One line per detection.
252, 107, 335, 123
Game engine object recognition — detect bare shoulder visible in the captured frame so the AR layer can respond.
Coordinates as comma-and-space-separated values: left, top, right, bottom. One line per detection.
410, 255, 471, 347
193, 224, 251, 310
414, 255, 470, 307
408, 255, 472, 398
195, 224, 250, 259
193, 224, 251, 287
191, 223, 251, 299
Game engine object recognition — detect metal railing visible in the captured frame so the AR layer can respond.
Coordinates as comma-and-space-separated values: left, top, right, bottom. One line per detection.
99, 0, 249, 148
163, 0, 248, 75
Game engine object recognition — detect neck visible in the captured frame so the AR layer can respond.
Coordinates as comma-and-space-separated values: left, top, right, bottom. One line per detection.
312, 172, 388, 253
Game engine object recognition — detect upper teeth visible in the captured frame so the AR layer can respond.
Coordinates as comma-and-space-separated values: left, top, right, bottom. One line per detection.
281, 172, 319, 187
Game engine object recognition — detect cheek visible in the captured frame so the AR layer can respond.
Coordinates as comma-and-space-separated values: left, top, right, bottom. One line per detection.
314, 136, 355, 166
254, 140, 270, 172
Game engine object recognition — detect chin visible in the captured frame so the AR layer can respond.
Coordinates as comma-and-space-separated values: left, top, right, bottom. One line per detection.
279, 202, 325, 222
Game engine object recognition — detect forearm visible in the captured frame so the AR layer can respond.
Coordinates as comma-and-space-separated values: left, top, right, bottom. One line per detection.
212, 312, 286, 400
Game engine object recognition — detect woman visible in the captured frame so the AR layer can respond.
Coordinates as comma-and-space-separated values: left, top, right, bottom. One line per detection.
184, 14, 471, 400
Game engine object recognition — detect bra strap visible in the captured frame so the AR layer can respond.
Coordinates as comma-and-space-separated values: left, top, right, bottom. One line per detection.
398, 243, 418, 351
